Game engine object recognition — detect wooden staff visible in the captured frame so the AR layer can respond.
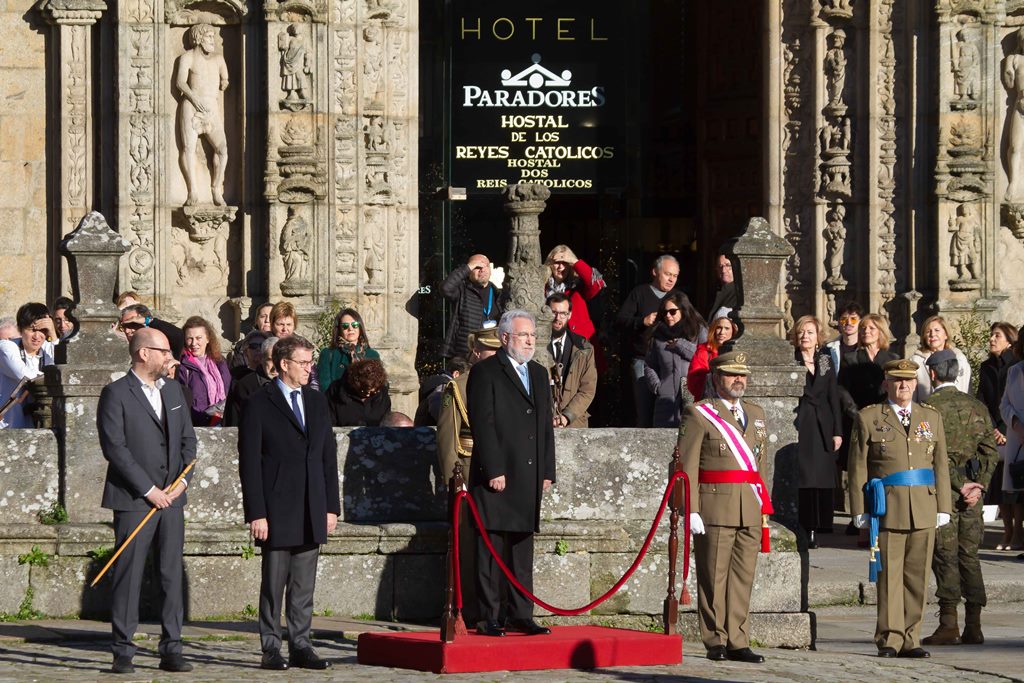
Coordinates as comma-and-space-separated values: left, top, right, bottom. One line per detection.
90, 460, 196, 587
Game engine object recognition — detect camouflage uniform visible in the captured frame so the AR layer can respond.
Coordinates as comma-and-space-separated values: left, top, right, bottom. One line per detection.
925, 386, 998, 608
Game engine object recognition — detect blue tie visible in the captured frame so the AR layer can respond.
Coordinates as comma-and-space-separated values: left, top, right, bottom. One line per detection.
290, 390, 305, 431
517, 364, 530, 394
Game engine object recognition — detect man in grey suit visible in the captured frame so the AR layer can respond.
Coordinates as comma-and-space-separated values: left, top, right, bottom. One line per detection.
97, 328, 197, 675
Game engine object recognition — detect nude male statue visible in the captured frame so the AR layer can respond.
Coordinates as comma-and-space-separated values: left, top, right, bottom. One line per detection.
176, 23, 229, 207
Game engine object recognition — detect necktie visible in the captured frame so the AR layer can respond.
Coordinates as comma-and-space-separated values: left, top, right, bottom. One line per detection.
290, 390, 305, 431
516, 364, 530, 394
730, 405, 745, 429
554, 340, 563, 362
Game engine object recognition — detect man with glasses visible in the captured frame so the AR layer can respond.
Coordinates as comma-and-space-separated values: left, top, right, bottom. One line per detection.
467, 310, 555, 637
97, 328, 196, 674
118, 304, 185, 360
238, 335, 339, 671
547, 293, 597, 428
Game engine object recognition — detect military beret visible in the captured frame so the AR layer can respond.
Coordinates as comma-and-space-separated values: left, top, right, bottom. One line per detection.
710, 350, 751, 376
468, 321, 501, 350
883, 358, 919, 378
925, 349, 957, 367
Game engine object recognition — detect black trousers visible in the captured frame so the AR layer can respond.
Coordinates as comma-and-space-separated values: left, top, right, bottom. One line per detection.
258, 544, 319, 653
799, 487, 835, 532
110, 506, 185, 659
476, 531, 534, 623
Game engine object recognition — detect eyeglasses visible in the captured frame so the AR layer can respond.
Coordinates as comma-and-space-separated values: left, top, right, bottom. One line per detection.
339, 322, 361, 330
285, 358, 314, 368
839, 316, 860, 325
145, 347, 172, 355
664, 308, 681, 317
551, 311, 570, 318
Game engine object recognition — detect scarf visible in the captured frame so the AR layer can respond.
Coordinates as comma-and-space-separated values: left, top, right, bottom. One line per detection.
653, 319, 687, 342
184, 352, 226, 406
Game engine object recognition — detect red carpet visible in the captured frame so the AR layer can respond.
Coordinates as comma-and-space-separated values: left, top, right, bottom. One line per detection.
357, 625, 683, 674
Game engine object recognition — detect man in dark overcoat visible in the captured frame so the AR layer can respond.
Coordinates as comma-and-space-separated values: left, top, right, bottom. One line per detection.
238, 334, 340, 671
467, 309, 556, 637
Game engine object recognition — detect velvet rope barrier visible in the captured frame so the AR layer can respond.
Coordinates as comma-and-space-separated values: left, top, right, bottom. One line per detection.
452, 471, 690, 616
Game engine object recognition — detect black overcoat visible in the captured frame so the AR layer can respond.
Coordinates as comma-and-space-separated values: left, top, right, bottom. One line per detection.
238, 382, 341, 549
795, 350, 842, 489
467, 350, 556, 533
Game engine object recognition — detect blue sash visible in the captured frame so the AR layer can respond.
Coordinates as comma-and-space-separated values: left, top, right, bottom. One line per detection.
865, 469, 935, 583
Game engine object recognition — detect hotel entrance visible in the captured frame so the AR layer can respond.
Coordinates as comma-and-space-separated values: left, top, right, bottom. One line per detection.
417, 1, 763, 424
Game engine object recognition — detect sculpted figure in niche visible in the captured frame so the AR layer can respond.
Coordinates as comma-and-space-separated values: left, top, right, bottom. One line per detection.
825, 30, 847, 108
278, 24, 312, 104
1004, 29, 1024, 202
952, 29, 979, 101
947, 203, 981, 280
175, 23, 229, 206
823, 204, 846, 283
280, 207, 311, 282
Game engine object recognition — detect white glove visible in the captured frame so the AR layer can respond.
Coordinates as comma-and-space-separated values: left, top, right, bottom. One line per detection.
689, 513, 705, 535
936, 512, 951, 528
853, 514, 869, 529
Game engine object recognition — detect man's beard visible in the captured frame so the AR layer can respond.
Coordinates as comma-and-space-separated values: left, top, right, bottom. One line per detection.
719, 380, 745, 400
507, 346, 535, 365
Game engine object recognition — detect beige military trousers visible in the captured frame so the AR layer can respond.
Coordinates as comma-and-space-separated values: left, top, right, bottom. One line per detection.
876, 527, 935, 651
694, 524, 760, 649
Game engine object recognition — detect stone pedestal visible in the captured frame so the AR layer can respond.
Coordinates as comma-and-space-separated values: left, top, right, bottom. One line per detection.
58, 212, 131, 523
502, 183, 554, 368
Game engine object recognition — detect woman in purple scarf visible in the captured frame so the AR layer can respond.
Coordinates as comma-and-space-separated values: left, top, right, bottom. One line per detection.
177, 316, 231, 426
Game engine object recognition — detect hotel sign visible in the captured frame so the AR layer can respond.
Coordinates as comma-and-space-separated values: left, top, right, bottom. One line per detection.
450, 3, 625, 194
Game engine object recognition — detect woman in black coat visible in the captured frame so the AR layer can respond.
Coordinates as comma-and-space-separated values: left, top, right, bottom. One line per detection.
792, 316, 843, 548
327, 358, 391, 427
977, 322, 1019, 547
837, 313, 900, 410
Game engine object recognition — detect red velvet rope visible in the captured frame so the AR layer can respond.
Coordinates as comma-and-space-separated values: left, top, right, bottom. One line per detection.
452, 471, 691, 616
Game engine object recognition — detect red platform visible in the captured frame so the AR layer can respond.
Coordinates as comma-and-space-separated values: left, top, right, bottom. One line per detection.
357, 625, 683, 674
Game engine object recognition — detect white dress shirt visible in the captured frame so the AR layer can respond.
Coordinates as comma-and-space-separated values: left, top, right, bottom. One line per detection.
276, 378, 306, 425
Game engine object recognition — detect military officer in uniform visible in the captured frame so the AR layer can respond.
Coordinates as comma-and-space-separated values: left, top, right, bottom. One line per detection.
849, 358, 952, 658
920, 349, 998, 646
677, 351, 771, 664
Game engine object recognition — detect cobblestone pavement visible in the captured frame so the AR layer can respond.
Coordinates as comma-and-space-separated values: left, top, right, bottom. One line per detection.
0, 603, 1021, 683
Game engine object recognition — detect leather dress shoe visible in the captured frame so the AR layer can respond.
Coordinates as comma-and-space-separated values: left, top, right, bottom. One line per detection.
726, 647, 765, 663
111, 656, 135, 674
505, 618, 551, 635
877, 647, 898, 658
260, 650, 288, 671
158, 654, 193, 673
289, 647, 331, 670
706, 645, 727, 661
476, 620, 505, 637
898, 647, 930, 658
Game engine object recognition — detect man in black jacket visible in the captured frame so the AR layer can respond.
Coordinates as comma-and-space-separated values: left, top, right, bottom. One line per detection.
223, 335, 277, 427
467, 310, 556, 637
440, 254, 502, 359
118, 304, 185, 360
238, 335, 340, 671
614, 254, 683, 426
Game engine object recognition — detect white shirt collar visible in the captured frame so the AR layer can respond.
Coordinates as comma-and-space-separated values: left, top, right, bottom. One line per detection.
130, 369, 165, 391
933, 382, 958, 391
888, 400, 912, 413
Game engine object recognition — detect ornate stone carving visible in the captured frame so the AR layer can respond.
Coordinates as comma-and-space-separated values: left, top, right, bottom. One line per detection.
171, 206, 235, 288
64, 24, 88, 224
181, 204, 237, 243
952, 28, 980, 104
265, 0, 329, 23
823, 204, 847, 288
1004, 28, 1024, 203
362, 24, 385, 108
278, 24, 312, 111
877, 0, 898, 304
819, 117, 851, 156
1002, 203, 1024, 241
947, 202, 982, 289
819, 0, 853, 21
39, 0, 106, 25
280, 206, 313, 295
174, 24, 230, 207
824, 29, 847, 115
164, 0, 247, 24
276, 116, 327, 202
502, 183, 554, 368
363, 232, 385, 285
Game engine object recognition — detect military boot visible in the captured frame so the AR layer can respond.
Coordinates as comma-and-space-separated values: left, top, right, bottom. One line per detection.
922, 605, 961, 645
961, 603, 984, 644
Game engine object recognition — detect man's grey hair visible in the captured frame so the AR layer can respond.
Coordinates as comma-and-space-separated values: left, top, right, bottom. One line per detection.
498, 310, 536, 338
0, 317, 16, 334
929, 358, 960, 385
120, 303, 152, 319
261, 336, 279, 361
653, 254, 679, 273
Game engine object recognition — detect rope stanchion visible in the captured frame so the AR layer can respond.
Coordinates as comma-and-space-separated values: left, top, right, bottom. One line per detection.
451, 470, 691, 618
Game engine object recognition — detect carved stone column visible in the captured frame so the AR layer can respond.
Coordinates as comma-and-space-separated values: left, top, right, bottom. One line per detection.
58, 212, 131, 523
502, 183, 554, 369
39, 0, 107, 297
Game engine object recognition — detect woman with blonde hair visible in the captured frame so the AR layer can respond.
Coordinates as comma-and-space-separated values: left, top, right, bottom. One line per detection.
837, 313, 899, 410
686, 315, 736, 400
910, 315, 971, 402
790, 315, 843, 547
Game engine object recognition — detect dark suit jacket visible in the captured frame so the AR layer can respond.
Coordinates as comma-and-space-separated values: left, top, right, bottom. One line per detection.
97, 372, 197, 511
795, 350, 842, 488
467, 350, 556, 533
238, 382, 341, 549
838, 348, 900, 409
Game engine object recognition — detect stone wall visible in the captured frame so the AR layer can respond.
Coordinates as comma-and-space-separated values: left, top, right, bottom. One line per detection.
0, 2, 49, 310
0, 426, 805, 644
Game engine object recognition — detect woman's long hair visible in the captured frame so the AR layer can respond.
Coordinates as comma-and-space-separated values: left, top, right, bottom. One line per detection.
182, 315, 223, 362
332, 307, 371, 349
645, 292, 705, 346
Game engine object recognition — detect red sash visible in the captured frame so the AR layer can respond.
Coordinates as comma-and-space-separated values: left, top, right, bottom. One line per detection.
699, 469, 774, 552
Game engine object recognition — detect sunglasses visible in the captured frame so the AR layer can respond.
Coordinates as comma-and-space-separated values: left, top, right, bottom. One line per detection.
664, 308, 681, 316
339, 322, 361, 330
839, 316, 860, 324
119, 321, 145, 331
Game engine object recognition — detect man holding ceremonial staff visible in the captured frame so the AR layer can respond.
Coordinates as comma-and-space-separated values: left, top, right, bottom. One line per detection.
849, 358, 952, 658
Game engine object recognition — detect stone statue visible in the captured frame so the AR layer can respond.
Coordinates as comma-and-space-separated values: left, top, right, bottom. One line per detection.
947, 203, 981, 281
363, 233, 385, 284
823, 204, 846, 284
277, 24, 311, 104
819, 117, 850, 154
175, 23, 229, 206
1004, 29, 1024, 202
825, 29, 847, 109
952, 30, 979, 101
280, 206, 310, 282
